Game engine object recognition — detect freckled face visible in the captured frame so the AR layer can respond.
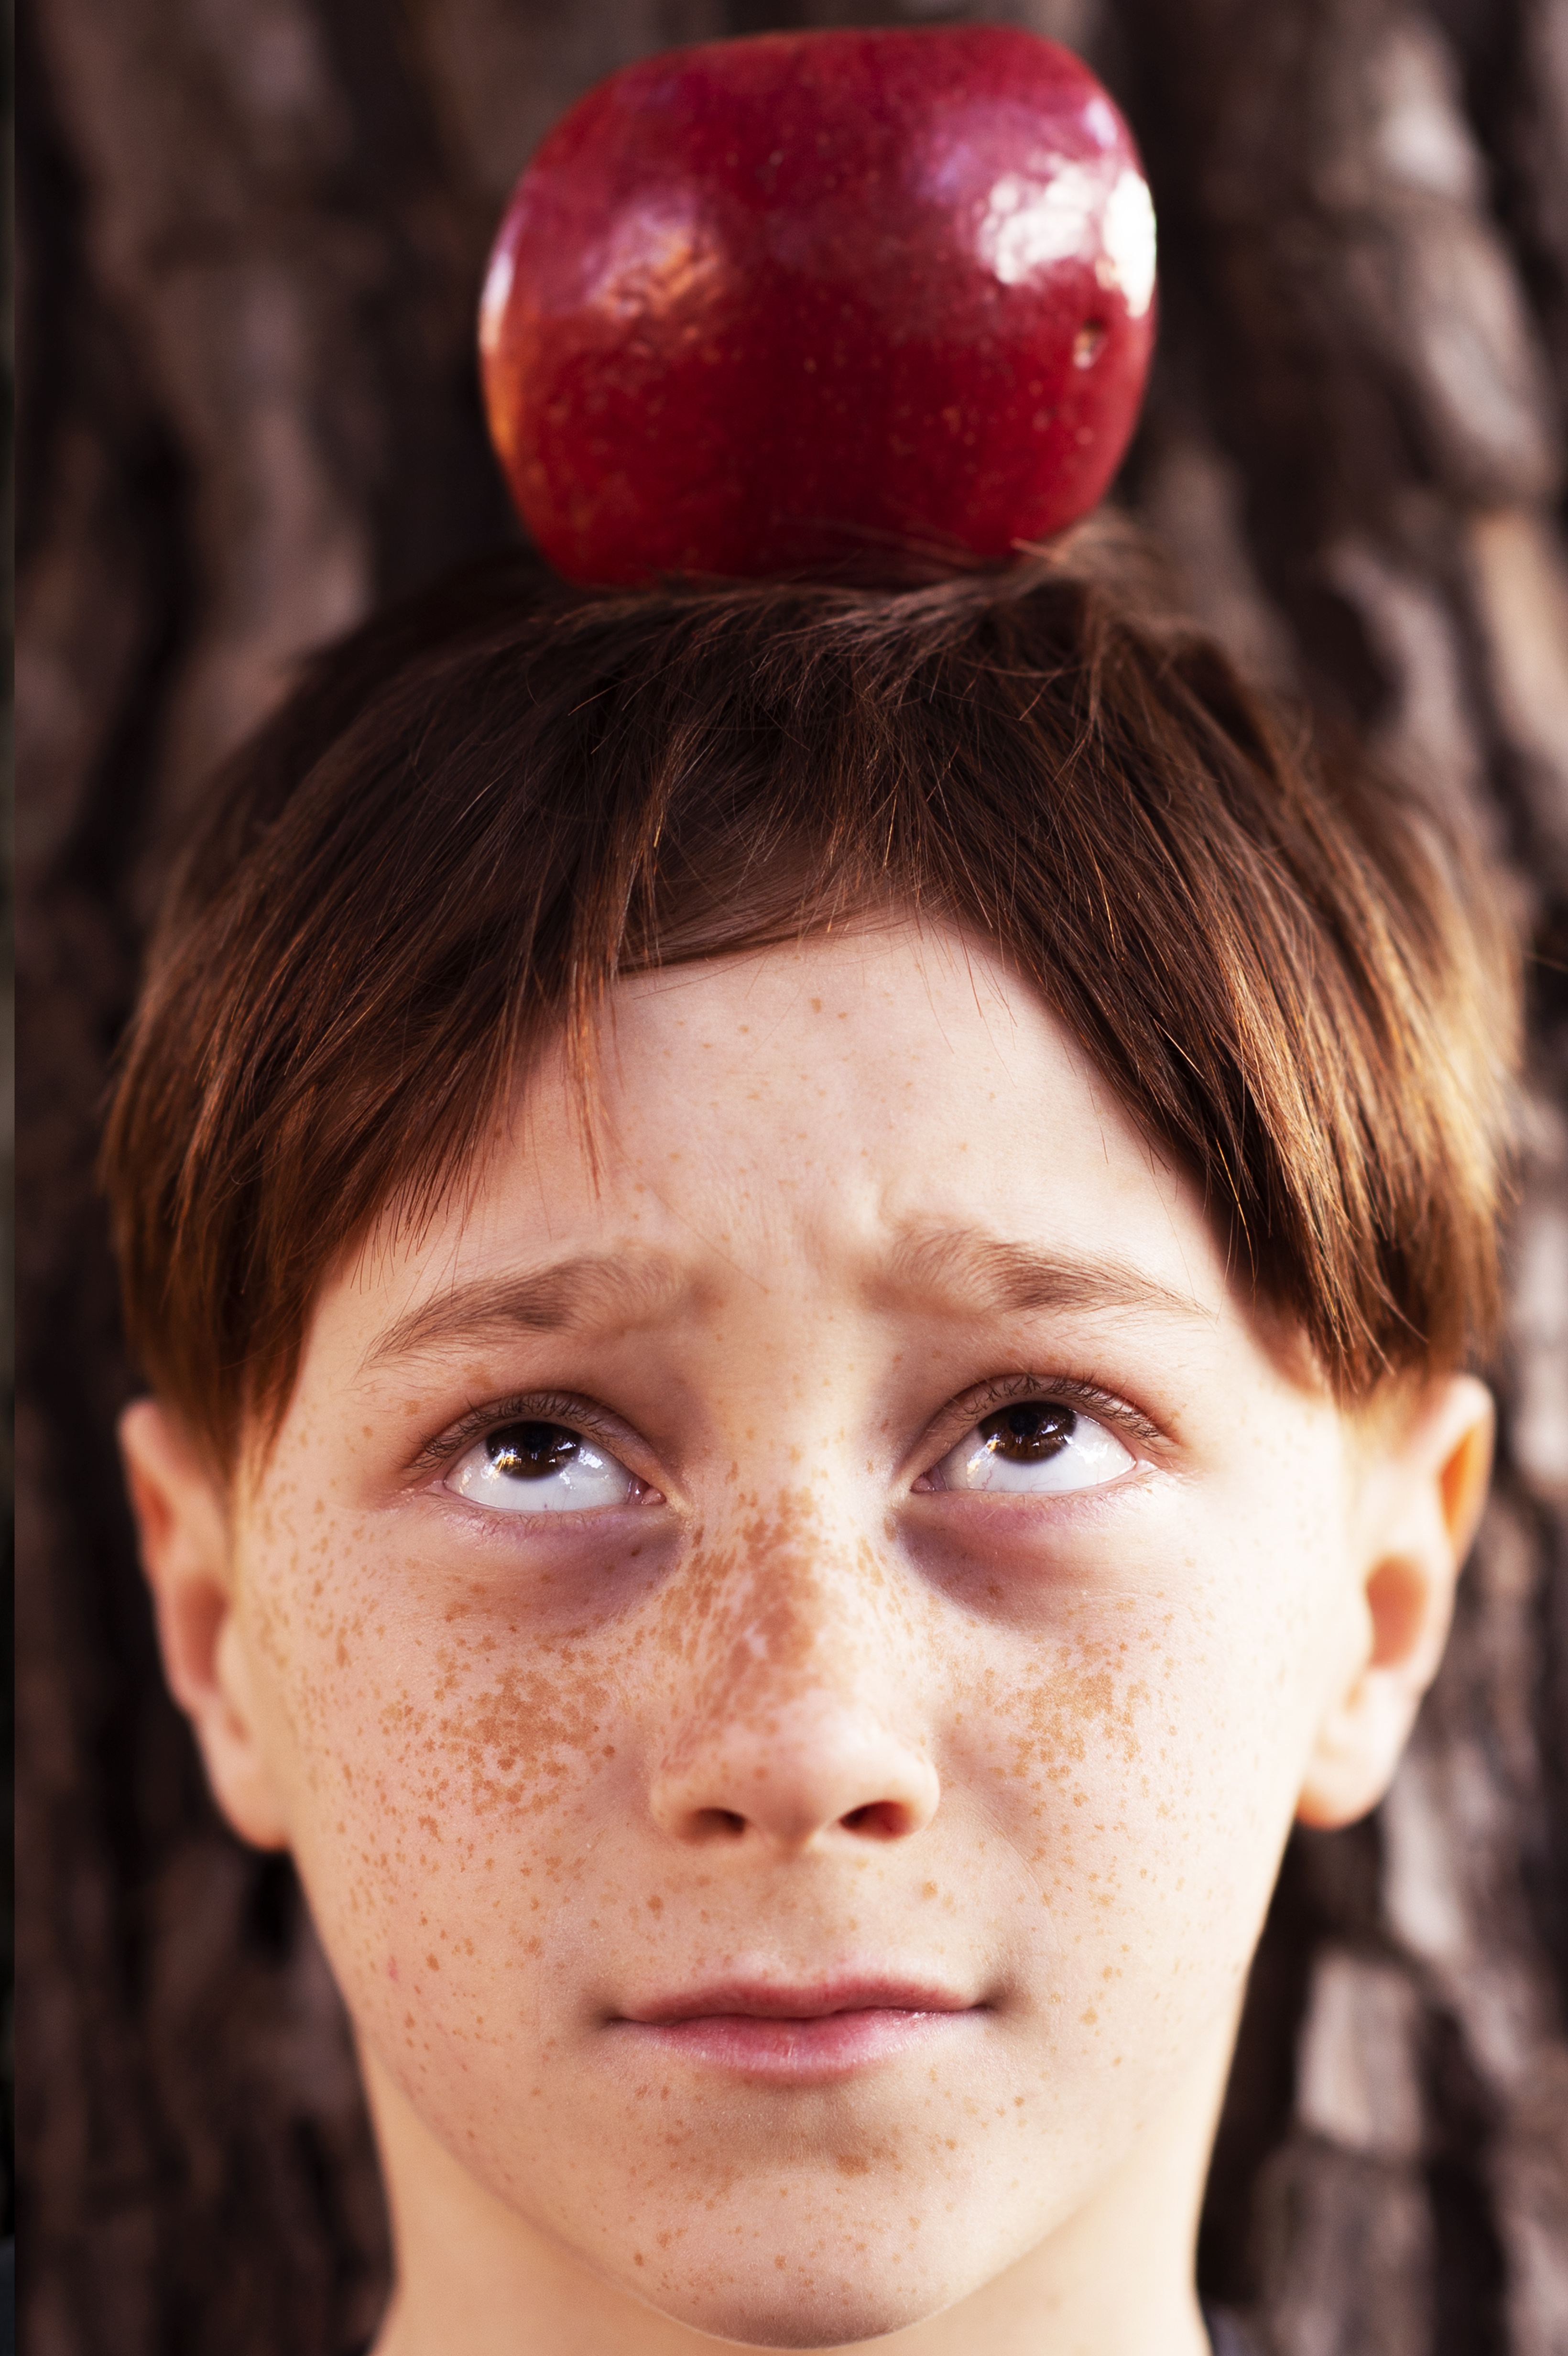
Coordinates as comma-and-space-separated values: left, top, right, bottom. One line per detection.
234, 925, 1361, 2346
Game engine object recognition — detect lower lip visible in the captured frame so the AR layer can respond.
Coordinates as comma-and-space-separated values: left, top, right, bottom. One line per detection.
615, 2007, 979, 2080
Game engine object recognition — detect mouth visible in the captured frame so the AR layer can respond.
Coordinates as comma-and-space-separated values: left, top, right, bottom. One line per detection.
610, 1976, 986, 2082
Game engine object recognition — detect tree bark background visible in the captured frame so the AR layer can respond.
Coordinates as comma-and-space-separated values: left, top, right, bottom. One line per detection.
14, 0, 1568, 2349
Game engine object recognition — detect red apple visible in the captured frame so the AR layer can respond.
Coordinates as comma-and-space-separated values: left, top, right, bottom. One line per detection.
479, 25, 1155, 586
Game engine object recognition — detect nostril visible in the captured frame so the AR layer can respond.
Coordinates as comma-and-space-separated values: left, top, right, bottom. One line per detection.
841, 1800, 914, 1839
691, 1807, 748, 1840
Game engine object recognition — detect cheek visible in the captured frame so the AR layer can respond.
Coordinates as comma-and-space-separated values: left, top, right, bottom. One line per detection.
237, 1502, 639, 2089
946, 1484, 1340, 2050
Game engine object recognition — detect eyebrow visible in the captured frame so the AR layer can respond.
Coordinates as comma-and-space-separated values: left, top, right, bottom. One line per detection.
880, 1227, 1211, 1326
363, 1225, 1209, 1374
363, 1251, 690, 1368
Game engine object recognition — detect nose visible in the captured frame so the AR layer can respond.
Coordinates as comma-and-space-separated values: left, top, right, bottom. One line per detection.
648, 1501, 941, 1851
652, 1694, 940, 1849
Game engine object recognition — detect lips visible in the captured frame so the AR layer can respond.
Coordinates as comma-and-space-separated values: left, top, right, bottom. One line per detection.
626, 1975, 972, 2024
611, 1976, 984, 2081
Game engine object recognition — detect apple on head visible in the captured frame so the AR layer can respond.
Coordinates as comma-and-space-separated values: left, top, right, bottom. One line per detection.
479, 25, 1156, 587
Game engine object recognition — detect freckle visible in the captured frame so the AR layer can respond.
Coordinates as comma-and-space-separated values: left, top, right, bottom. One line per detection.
647, 1895, 663, 1915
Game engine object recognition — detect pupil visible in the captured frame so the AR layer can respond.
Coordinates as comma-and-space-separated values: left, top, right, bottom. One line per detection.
981, 1403, 1074, 1462
486, 1421, 579, 1480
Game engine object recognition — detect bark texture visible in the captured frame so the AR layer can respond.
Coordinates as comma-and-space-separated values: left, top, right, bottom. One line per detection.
16, 0, 1568, 2349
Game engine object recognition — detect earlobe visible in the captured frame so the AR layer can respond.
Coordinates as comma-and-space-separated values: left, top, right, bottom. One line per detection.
1296, 1375, 1493, 1831
119, 1400, 291, 1851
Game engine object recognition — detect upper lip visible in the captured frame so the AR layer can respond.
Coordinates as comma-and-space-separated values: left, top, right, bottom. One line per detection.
619, 1976, 979, 2025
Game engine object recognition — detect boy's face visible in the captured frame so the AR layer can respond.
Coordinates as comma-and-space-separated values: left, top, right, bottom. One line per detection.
131, 923, 1486, 2350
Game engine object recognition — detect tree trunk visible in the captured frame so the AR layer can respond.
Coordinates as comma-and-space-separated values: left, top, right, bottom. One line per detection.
16, 0, 1568, 2349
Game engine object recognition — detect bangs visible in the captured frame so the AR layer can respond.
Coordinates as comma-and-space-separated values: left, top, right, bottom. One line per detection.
102, 536, 1519, 1468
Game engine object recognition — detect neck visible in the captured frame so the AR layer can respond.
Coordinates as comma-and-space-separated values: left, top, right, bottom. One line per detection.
362, 2009, 1234, 2356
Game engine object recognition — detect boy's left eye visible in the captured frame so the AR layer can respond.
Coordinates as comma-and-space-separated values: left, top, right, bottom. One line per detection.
445, 1420, 643, 1514
926, 1401, 1134, 1494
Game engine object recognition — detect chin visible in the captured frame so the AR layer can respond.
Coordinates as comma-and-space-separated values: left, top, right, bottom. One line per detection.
568, 2119, 1055, 2349
641, 2283, 941, 2351
614, 2233, 970, 2352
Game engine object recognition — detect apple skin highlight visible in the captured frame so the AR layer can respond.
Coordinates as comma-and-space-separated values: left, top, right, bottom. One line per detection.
479, 25, 1156, 586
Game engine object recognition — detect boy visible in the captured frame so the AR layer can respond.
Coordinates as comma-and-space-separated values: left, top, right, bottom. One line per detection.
106, 539, 1514, 2356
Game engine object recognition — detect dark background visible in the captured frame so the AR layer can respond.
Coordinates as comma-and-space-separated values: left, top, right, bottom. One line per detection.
14, 0, 1568, 2350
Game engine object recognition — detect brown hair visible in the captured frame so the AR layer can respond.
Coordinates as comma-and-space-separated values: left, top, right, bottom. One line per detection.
102, 533, 1518, 1470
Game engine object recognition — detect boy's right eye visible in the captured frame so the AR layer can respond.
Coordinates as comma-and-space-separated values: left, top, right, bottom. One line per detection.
445, 1420, 645, 1514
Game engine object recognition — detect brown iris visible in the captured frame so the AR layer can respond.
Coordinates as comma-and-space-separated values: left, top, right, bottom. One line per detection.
977, 1403, 1075, 1463
485, 1422, 581, 1480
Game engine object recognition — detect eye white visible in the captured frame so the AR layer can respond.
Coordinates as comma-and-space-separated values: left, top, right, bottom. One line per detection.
930, 1402, 1133, 1494
445, 1420, 640, 1514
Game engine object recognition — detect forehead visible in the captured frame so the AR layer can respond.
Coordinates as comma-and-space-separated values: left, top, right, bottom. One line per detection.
337, 921, 1234, 1357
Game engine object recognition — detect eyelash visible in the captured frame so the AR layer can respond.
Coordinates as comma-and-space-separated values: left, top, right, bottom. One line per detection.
408, 1390, 639, 1485
929, 1371, 1164, 1461
410, 1371, 1163, 1493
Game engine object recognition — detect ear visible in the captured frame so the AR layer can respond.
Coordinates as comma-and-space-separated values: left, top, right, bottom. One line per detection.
1297, 1374, 1494, 1831
119, 1399, 291, 1850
